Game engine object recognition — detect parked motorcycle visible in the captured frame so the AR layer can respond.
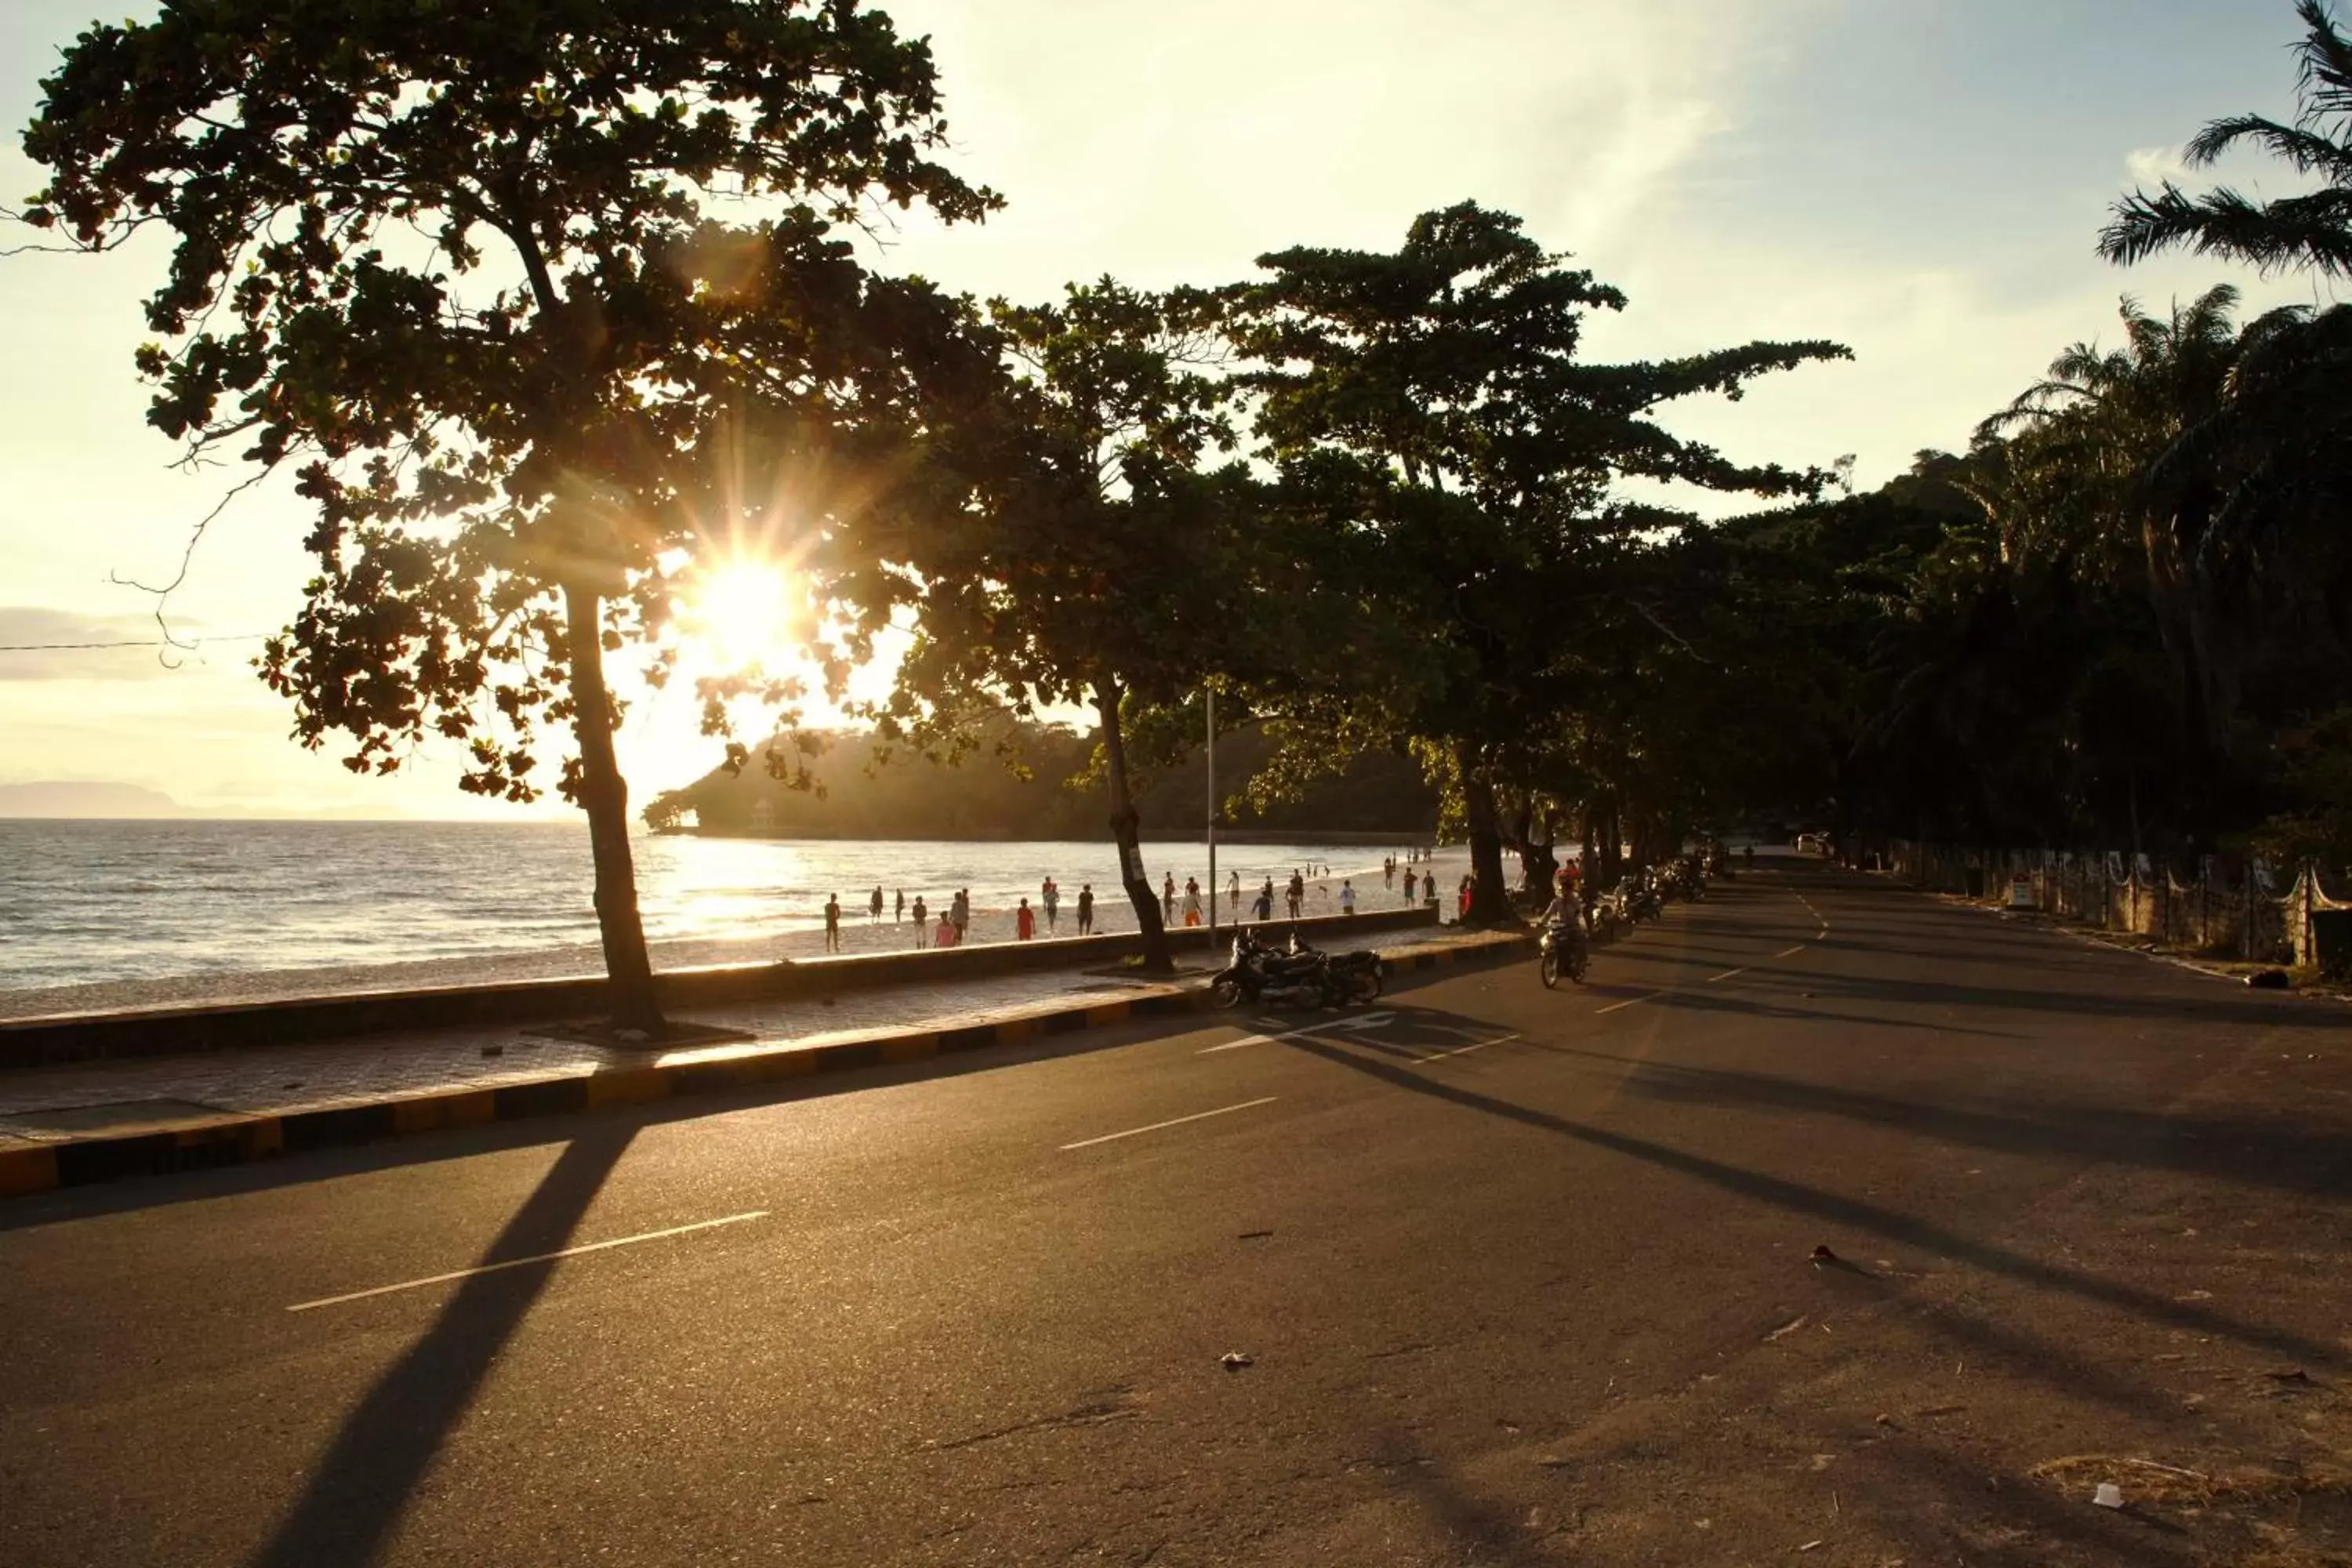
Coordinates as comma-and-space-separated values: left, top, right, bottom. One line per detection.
1210, 930, 1372, 1009
1276, 928, 1384, 1004
1615, 875, 1661, 924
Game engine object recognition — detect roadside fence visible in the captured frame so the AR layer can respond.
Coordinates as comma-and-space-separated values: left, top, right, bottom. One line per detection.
1882, 840, 2352, 973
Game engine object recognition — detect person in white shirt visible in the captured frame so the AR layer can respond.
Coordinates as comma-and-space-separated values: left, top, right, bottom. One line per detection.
1340, 880, 1356, 915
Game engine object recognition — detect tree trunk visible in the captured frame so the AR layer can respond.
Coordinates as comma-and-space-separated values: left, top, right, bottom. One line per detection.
1504, 793, 1558, 896
1098, 682, 1174, 974
1457, 742, 1511, 924
565, 583, 664, 1033
1519, 806, 1559, 897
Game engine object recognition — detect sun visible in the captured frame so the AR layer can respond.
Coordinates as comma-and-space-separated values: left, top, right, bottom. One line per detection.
686, 561, 796, 670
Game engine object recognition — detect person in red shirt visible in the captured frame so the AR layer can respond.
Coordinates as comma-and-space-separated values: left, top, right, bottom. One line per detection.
1016, 898, 1036, 940
935, 913, 960, 948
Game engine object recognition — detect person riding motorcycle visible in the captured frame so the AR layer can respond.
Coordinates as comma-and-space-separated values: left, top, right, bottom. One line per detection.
1541, 869, 1587, 938
1537, 868, 1590, 985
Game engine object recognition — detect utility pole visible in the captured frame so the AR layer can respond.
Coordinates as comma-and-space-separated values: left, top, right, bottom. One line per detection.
1206, 687, 1218, 944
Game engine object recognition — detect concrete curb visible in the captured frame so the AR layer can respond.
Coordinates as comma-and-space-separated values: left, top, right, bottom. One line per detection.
1, 906, 1444, 1069
0, 931, 1532, 1201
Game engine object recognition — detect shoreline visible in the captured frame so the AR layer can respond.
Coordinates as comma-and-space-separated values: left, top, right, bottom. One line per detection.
1, 850, 1471, 1022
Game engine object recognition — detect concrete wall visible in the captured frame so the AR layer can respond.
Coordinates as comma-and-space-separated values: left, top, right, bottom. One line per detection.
0, 907, 1441, 1069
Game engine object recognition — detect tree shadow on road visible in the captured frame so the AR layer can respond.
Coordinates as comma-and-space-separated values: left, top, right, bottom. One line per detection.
248, 1123, 637, 1568
1542, 1045, 2352, 1201
1352, 1425, 1549, 1563
1720, 964, 2339, 1030
1273, 1022, 2346, 1373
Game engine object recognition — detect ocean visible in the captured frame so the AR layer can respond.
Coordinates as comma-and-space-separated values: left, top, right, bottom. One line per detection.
0, 819, 1459, 1004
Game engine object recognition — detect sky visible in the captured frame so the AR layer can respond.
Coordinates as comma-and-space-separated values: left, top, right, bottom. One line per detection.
0, 0, 2332, 818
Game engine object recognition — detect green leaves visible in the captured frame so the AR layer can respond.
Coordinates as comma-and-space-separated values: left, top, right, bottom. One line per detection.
24, 0, 998, 800
1226, 201, 1850, 855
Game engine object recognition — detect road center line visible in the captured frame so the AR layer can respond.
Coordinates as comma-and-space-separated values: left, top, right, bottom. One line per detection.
1706, 967, 1750, 982
1773, 945, 1807, 959
287, 1210, 770, 1313
1595, 991, 1664, 1014
1060, 1097, 1279, 1151
1421, 1032, 1522, 1061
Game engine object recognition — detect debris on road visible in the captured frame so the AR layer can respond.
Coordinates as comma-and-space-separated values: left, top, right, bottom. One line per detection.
1809, 1244, 1838, 1265
1220, 1352, 1254, 1370
1237, 1229, 1274, 1241
2093, 1482, 2125, 1508
2245, 969, 2291, 989
1766, 1316, 1809, 1342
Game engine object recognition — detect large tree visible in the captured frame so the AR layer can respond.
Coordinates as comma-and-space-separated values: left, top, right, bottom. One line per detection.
19, 1, 994, 1032
851, 280, 1272, 973
1229, 202, 1848, 920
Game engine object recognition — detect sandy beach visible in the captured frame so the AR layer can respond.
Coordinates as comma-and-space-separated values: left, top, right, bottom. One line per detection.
0, 850, 1471, 1020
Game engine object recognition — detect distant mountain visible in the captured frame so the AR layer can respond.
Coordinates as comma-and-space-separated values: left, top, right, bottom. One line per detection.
644, 720, 1439, 840
0, 781, 188, 818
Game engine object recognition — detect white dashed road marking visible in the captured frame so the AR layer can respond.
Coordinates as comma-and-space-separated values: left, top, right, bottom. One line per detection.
288, 1210, 770, 1313
1061, 1097, 1280, 1151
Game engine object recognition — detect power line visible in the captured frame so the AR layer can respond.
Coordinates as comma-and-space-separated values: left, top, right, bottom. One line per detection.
0, 633, 269, 652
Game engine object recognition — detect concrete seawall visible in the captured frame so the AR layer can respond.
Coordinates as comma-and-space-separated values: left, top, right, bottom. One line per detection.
0, 906, 1441, 1068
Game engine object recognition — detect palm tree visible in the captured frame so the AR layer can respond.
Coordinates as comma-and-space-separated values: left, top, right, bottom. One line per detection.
2100, 1, 2352, 274
1984, 289, 2250, 782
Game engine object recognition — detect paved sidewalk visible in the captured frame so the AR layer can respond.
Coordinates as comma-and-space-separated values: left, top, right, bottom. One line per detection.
0, 927, 1512, 1145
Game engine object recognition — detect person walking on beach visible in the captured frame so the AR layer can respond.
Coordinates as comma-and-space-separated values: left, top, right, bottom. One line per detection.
823, 893, 842, 953
1255, 877, 1275, 922
1227, 869, 1241, 917
1183, 877, 1202, 927
1403, 866, 1418, 903
1341, 879, 1356, 915
1017, 898, 1036, 941
1162, 873, 1176, 924
1043, 877, 1059, 932
1457, 873, 1473, 920
912, 894, 929, 946
894, 889, 904, 924
869, 885, 884, 923
935, 910, 960, 948
1076, 882, 1095, 935
1286, 869, 1305, 920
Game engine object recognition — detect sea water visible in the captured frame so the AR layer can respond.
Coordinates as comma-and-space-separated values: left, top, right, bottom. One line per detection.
0, 819, 1446, 990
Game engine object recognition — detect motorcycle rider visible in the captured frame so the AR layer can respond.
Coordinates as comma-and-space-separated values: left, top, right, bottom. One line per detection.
1541, 869, 1587, 945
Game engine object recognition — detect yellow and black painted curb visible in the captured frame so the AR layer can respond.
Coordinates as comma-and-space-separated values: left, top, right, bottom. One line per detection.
0, 931, 1533, 1201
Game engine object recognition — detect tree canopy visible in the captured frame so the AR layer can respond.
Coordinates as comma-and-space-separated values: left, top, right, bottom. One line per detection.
1226, 202, 1849, 916
20, 0, 996, 1026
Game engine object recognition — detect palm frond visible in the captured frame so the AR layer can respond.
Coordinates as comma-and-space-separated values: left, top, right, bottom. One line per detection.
2178, 282, 2245, 350
2184, 111, 2352, 176
2292, 0, 2352, 125
2100, 182, 2352, 274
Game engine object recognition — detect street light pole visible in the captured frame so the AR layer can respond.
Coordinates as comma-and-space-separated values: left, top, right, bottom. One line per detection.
1206, 686, 1217, 944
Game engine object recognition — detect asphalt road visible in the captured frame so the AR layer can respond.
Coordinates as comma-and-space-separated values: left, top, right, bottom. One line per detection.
4, 860, 2349, 1566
